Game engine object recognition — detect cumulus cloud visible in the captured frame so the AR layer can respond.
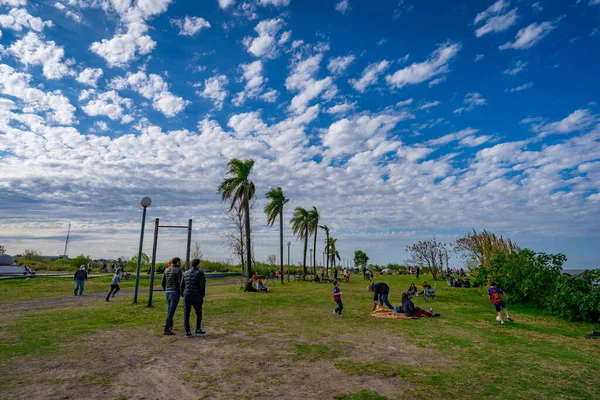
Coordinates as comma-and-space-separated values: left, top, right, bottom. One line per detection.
285, 53, 335, 114
500, 20, 559, 50
54, 2, 83, 23
503, 60, 527, 75
243, 17, 287, 58
473, 1, 517, 37
110, 71, 188, 117
0, 7, 53, 32
523, 109, 597, 138
386, 42, 460, 89
233, 61, 277, 106
335, 0, 351, 14
349, 60, 390, 92
80, 89, 134, 123
6, 32, 73, 80
171, 16, 211, 36
257, 0, 290, 6
327, 55, 355, 75
76, 68, 103, 87
196, 74, 229, 110
428, 127, 482, 146
326, 102, 356, 115
218, 0, 235, 9
454, 92, 486, 114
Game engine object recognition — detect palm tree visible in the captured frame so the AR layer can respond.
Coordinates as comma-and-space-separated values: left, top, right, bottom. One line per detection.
291, 207, 310, 279
265, 187, 289, 284
218, 159, 255, 280
320, 225, 330, 275
308, 207, 319, 277
327, 237, 341, 273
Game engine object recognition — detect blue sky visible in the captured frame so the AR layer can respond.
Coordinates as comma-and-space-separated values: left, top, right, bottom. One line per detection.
0, 0, 599, 269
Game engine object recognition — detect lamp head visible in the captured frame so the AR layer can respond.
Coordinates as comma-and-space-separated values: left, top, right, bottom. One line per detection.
140, 197, 152, 208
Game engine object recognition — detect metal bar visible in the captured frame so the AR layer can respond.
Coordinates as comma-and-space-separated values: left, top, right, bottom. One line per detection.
158, 225, 189, 228
147, 218, 159, 308
185, 219, 192, 270
133, 206, 147, 304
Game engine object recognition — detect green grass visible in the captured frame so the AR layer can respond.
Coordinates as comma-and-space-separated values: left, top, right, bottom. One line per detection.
334, 390, 387, 400
0, 274, 599, 399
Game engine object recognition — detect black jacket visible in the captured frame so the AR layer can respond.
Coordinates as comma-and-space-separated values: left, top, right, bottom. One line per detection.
402, 299, 415, 317
372, 282, 389, 301
180, 267, 206, 298
161, 265, 183, 294
74, 270, 87, 281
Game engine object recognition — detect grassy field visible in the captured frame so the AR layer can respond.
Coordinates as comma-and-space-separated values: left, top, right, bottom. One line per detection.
0, 274, 598, 400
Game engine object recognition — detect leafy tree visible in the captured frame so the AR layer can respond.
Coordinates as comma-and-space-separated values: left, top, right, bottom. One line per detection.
326, 237, 341, 272
191, 242, 203, 261
454, 229, 519, 271
291, 207, 310, 279
218, 158, 255, 279
69, 254, 91, 268
0, 244, 5, 254
23, 249, 41, 261
265, 186, 289, 284
308, 206, 319, 276
407, 239, 449, 280
354, 250, 369, 269
551, 269, 600, 322
266, 254, 277, 266
320, 225, 330, 274
128, 253, 150, 271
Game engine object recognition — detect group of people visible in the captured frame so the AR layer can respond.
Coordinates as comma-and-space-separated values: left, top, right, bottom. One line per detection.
365, 282, 440, 318
244, 273, 270, 292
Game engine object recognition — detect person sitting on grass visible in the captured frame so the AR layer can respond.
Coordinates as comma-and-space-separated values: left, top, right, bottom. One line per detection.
245, 279, 257, 292
417, 281, 432, 296
368, 282, 394, 310
488, 282, 513, 325
257, 279, 269, 293
407, 283, 418, 296
401, 292, 440, 318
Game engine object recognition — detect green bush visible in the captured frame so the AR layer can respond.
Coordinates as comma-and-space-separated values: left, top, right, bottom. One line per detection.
551, 270, 600, 322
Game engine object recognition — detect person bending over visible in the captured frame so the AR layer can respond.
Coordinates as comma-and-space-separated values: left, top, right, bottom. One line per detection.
368, 282, 394, 310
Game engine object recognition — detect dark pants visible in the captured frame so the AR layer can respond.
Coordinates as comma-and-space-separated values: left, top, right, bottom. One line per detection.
379, 294, 394, 309
183, 296, 203, 334
106, 284, 120, 300
335, 300, 343, 315
164, 292, 180, 330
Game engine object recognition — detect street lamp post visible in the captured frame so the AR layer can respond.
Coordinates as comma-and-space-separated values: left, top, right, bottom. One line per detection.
134, 196, 152, 304
287, 241, 291, 282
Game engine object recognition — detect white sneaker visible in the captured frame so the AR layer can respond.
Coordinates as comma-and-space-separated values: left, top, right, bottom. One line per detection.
501, 321, 505, 325
507, 315, 514, 321
333, 309, 337, 316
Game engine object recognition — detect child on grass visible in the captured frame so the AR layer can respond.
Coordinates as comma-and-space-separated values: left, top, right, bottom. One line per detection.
488, 282, 514, 325
333, 280, 343, 318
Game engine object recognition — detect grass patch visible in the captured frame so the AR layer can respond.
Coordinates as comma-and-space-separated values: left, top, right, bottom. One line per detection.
334, 360, 419, 378
293, 343, 345, 361
334, 390, 387, 400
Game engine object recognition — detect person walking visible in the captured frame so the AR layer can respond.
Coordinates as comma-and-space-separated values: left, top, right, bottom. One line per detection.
333, 280, 343, 317
488, 282, 514, 325
73, 265, 88, 296
415, 267, 420, 280
368, 282, 394, 310
161, 257, 183, 335
180, 258, 207, 338
105, 268, 123, 301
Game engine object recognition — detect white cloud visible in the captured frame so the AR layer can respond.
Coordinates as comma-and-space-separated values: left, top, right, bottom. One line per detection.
110, 71, 188, 117
233, 61, 277, 106
197, 74, 229, 110
326, 102, 356, 115
500, 20, 558, 50
386, 42, 460, 89
473, 1, 517, 37
327, 55, 355, 75
243, 17, 286, 58
93, 121, 109, 132
428, 128, 480, 146
503, 60, 527, 75
417, 100, 440, 110
54, 2, 83, 23
507, 82, 533, 92
474, 0, 508, 25
278, 30, 291, 45
218, 0, 235, 8
76, 68, 103, 87
428, 76, 446, 87
285, 53, 335, 114
0, 7, 53, 32
531, 2, 542, 12
474, 54, 484, 62
227, 111, 267, 137
590, 0, 600, 5
335, 0, 351, 14
257, 0, 290, 6
524, 109, 597, 138
349, 60, 390, 92
171, 16, 210, 36
7, 32, 73, 80
80, 89, 134, 123
459, 135, 493, 147
0, 1, 27, 6
396, 98, 413, 107
393, 0, 414, 20
454, 92, 487, 114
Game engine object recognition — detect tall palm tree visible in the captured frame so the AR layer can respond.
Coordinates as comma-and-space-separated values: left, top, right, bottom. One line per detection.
327, 237, 341, 272
308, 207, 319, 277
265, 187, 289, 284
218, 159, 255, 279
320, 225, 330, 275
291, 207, 310, 279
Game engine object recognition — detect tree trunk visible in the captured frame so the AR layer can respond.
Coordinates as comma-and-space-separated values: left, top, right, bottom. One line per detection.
244, 193, 252, 280
239, 210, 245, 276
326, 232, 330, 276
313, 228, 317, 277
302, 224, 308, 279
279, 210, 284, 284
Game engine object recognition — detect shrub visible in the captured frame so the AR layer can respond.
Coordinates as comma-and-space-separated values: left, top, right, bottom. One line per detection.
551, 270, 600, 322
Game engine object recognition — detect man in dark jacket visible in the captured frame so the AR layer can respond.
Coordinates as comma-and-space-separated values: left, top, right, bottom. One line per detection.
180, 258, 206, 338
73, 265, 88, 296
368, 282, 394, 310
161, 257, 183, 335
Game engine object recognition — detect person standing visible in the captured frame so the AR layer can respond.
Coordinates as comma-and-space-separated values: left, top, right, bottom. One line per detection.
415, 267, 420, 280
368, 282, 394, 310
333, 280, 343, 317
180, 258, 207, 338
73, 265, 88, 296
488, 282, 514, 325
161, 257, 183, 335
105, 268, 123, 301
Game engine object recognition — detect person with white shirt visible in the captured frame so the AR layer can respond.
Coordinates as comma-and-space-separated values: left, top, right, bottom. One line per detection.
106, 269, 123, 302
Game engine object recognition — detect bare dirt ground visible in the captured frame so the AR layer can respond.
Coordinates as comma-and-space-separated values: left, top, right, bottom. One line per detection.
0, 291, 436, 400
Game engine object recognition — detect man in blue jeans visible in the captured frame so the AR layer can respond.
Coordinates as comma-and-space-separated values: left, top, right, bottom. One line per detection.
161, 257, 183, 335
368, 282, 394, 310
73, 265, 88, 296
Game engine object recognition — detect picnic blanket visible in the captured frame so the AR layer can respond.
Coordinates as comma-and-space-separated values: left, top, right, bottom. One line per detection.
363, 305, 417, 320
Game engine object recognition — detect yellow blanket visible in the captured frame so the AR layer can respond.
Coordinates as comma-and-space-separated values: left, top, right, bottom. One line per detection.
363, 305, 417, 320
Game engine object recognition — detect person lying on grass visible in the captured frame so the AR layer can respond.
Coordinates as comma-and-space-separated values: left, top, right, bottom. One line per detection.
488, 282, 513, 325
401, 292, 440, 318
